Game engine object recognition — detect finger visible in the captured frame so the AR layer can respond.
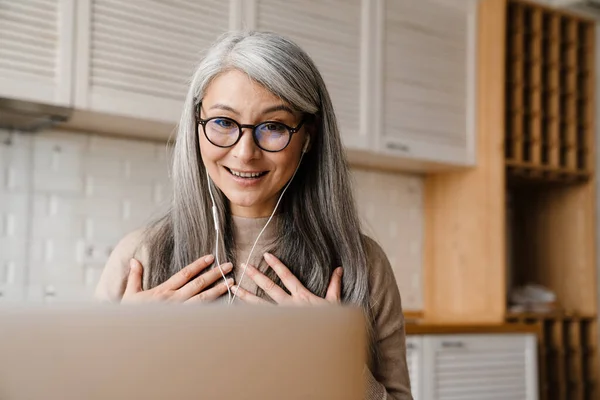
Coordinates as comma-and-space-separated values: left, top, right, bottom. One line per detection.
325, 267, 343, 302
178, 262, 233, 300
164, 254, 215, 290
244, 263, 290, 304
263, 253, 305, 296
185, 278, 234, 303
231, 285, 270, 305
124, 259, 143, 295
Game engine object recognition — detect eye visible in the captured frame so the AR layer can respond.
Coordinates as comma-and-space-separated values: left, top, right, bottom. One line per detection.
213, 118, 234, 129
261, 122, 287, 133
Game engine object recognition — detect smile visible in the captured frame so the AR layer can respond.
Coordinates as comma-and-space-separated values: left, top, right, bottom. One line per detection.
226, 167, 268, 179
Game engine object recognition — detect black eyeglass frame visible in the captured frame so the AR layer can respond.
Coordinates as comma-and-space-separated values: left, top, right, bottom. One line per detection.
195, 102, 306, 153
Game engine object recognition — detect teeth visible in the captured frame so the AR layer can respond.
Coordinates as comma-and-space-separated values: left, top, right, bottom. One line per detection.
230, 169, 263, 178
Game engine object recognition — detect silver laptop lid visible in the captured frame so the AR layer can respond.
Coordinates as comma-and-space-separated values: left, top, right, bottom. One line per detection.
0, 304, 366, 400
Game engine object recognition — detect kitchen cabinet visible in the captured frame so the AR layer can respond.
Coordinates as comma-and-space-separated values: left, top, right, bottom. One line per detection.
73, 0, 232, 124
420, 333, 538, 400
247, 0, 367, 150
406, 332, 538, 399
406, 335, 424, 400
244, 0, 478, 164
1, 0, 479, 169
375, 0, 478, 166
0, 0, 74, 107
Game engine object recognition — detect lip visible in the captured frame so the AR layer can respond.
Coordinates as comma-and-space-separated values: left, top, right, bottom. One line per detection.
224, 166, 269, 186
228, 168, 266, 175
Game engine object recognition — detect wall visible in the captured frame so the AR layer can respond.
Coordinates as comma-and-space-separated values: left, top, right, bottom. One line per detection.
0, 129, 423, 309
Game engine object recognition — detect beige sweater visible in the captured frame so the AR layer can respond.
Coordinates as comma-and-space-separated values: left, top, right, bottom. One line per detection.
95, 215, 413, 400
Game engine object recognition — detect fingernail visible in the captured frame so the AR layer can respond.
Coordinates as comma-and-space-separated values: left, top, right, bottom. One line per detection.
231, 285, 239, 294
129, 259, 137, 270
242, 263, 254, 273
337, 267, 343, 277
205, 254, 215, 263
264, 252, 273, 260
226, 278, 234, 287
222, 262, 233, 272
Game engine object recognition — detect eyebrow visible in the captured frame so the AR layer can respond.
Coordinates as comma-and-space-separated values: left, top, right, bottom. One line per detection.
261, 105, 295, 115
208, 103, 240, 115
207, 103, 295, 116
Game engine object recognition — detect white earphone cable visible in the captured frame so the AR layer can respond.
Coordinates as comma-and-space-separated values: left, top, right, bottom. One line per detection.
206, 169, 233, 302
206, 137, 309, 304
230, 149, 306, 304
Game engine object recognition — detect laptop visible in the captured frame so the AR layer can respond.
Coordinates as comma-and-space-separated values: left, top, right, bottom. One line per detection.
0, 304, 366, 400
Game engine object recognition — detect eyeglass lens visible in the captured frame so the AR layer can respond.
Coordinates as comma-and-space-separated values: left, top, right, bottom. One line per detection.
204, 117, 291, 151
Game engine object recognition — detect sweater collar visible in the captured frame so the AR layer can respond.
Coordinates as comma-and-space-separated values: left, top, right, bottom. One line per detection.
232, 214, 278, 247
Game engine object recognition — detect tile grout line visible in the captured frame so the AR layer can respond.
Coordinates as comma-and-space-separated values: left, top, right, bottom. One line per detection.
22, 131, 35, 301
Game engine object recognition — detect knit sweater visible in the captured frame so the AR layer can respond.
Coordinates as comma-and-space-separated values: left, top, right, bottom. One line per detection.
95, 215, 413, 400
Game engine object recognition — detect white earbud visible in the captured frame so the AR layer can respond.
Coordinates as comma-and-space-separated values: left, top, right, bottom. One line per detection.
302, 136, 310, 153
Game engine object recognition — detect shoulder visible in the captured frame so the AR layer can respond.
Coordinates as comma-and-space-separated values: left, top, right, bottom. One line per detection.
361, 236, 398, 300
361, 235, 404, 338
94, 229, 149, 302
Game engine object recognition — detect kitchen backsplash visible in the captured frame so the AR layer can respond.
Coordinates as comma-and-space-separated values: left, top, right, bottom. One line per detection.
0, 129, 423, 309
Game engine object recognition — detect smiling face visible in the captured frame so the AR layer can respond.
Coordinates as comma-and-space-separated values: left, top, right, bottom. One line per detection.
198, 69, 309, 218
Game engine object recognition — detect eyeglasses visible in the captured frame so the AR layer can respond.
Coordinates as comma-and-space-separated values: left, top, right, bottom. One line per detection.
195, 103, 305, 153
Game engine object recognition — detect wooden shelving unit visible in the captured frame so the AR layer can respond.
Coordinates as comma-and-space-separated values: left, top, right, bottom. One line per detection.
507, 312, 598, 400
422, 3, 597, 397
504, 1, 597, 399
505, 0, 595, 183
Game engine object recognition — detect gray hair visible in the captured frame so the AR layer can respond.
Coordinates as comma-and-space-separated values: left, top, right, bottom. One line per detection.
145, 31, 376, 363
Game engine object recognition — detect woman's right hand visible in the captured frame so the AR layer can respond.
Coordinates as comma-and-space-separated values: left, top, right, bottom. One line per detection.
122, 254, 234, 304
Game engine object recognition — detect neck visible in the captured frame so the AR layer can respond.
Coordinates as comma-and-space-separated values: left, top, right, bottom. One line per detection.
230, 203, 277, 218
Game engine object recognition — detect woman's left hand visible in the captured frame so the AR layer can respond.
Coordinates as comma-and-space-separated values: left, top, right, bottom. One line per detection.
232, 252, 343, 305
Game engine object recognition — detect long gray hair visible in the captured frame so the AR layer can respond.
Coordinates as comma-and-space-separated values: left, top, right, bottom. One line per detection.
145, 31, 376, 362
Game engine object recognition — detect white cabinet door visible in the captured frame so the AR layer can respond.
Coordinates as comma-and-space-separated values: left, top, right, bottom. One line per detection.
406, 335, 424, 400
247, 0, 367, 150
422, 333, 539, 400
375, 0, 477, 166
74, 0, 233, 124
0, 0, 74, 106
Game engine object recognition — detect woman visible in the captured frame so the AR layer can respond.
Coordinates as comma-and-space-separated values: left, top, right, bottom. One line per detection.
95, 31, 412, 399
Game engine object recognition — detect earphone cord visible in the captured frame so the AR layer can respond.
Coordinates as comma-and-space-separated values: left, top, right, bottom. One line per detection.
206, 169, 232, 303
230, 150, 305, 304
205, 150, 306, 305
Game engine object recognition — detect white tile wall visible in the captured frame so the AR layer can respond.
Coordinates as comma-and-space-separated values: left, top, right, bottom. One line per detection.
0, 129, 424, 309
0, 131, 31, 302
0, 129, 170, 303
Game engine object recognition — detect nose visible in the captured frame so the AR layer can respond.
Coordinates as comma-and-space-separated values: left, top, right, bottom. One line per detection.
231, 127, 261, 162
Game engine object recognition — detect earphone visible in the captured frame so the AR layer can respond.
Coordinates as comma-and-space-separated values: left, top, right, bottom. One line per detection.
206, 169, 231, 301
206, 140, 308, 304
302, 136, 310, 153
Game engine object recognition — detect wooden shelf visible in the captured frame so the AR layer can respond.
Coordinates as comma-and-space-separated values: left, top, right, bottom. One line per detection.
506, 161, 592, 183
504, 3, 597, 399
505, 0, 594, 179
406, 321, 540, 335
507, 312, 598, 400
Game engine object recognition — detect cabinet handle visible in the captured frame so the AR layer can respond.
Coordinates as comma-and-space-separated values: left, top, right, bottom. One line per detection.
385, 142, 411, 153
441, 341, 465, 349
